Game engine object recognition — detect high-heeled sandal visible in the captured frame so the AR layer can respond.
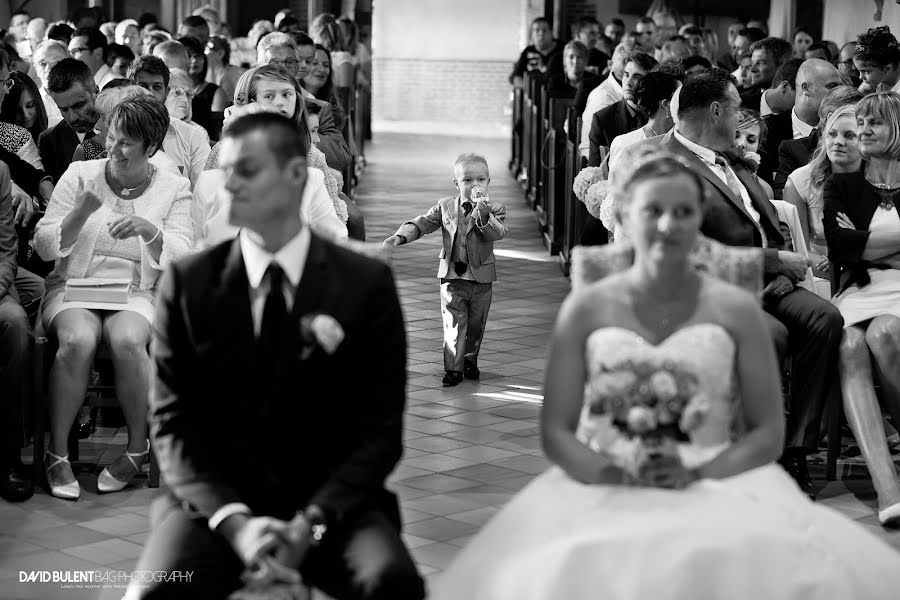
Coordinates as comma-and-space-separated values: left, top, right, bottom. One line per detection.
45, 450, 80, 500
97, 442, 149, 493
878, 502, 900, 527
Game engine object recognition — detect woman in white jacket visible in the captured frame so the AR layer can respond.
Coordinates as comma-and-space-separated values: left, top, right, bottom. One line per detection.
33, 97, 194, 500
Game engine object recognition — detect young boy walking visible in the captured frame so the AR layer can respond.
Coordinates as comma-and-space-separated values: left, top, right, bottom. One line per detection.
385, 154, 508, 386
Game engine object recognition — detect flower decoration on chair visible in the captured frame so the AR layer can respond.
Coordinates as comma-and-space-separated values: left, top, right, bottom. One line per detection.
582, 361, 710, 485
298, 313, 345, 360
573, 166, 605, 202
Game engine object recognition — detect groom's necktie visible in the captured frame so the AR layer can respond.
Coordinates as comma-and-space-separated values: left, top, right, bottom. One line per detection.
259, 262, 287, 368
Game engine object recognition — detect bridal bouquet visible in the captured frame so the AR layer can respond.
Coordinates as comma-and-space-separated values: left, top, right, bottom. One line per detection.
582, 362, 711, 484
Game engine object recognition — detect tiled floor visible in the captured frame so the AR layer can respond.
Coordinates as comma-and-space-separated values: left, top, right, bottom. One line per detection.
1, 132, 898, 600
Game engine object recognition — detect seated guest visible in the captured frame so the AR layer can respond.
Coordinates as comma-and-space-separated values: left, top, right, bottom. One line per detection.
177, 15, 210, 46
545, 41, 596, 99
141, 30, 170, 57
734, 108, 774, 199
2, 72, 50, 145
657, 35, 692, 65
31, 40, 69, 128
824, 91, 900, 526
576, 41, 635, 145
854, 26, 900, 93
681, 25, 710, 60
0, 51, 43, 170
127, 55, 211, 188
546, 17, 609, 77
760, 58, 841, 187
259, 32, 352, 172
106, 43, 135, 79
302, 44, 348, 133
792, 26, 814, 59
39, 58, 100, 184
785, 101, 862, 267
130, 111, 424, 600
162, 69, 209, 144
682, 55, 711, 77
0, 160, 37, 502
178, 36, 228, 141
774, 86, 863, 199
616, 69, 843, 495
46, 22, 74, 47
73, 83, 182, 177
205, 36, 246, 106
510, 17, 561, 88
734, 50, 753, 91
33, 96, 194, 500
608, 70, 681, 173
152, 40, 190, 73
754, 58, 801, 118
805, 41, 832, 63
68, 27, 115, 90
588, 52, 657, 166
195, 66, 348, 246
309, 13, 353, 87
115, 19, 142, 58
741, 37, 793, 111
730, 27, 766, 79
838, 41, 862, 88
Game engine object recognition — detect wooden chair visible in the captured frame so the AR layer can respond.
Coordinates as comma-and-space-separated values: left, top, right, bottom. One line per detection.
32, 320, 160, 489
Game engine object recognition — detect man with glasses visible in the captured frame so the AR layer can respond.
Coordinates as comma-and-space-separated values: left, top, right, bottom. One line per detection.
838, 41, 862, 87
257, 32, 352, 172
68, 27, 114, 90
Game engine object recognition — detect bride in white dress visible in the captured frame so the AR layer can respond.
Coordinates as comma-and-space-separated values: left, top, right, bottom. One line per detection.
431, 152, 900, 600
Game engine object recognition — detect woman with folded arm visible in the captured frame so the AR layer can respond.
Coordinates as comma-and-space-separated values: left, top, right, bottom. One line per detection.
33, 96, 194, 501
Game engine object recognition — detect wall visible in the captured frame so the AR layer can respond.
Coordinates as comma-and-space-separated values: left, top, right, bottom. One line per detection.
372, 0, 521, 136
823, 0, 900, 46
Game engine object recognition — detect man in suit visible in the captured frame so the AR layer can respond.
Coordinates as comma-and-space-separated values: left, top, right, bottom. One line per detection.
759, 58, 841, 188
39, 58, 99, 184
617, 69, 843, 495
0, 161, 34, 502
132, 113, 424, 599
740, 37, 793, 113
588, 52, 656, 166
773, 85, 863, 199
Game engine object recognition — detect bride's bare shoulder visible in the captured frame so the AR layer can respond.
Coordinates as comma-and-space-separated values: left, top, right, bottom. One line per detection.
561, 273, 631, 325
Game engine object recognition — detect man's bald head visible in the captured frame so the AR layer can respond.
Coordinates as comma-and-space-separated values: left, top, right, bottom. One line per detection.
795, 58, 842, 124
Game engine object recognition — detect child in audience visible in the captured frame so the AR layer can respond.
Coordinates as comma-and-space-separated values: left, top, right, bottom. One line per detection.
385, 154, 508, 386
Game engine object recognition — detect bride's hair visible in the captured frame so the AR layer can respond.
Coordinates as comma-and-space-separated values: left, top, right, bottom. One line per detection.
613, 149, 707, 222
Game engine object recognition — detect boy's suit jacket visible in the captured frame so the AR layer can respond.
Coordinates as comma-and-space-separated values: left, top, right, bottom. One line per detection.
395, 195, 508, 283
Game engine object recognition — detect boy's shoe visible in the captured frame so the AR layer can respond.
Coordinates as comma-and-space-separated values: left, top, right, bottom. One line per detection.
442, 371, 464, 386
464, 362, 480, 380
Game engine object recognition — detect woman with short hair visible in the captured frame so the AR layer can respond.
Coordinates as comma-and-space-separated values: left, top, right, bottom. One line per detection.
34, 96, 194, 500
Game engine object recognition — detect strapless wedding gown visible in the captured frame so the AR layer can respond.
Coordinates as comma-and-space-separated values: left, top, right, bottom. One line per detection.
430, 324, 900, 600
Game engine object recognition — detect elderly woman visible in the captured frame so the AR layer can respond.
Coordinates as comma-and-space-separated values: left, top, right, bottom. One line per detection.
73, 84, 182, 176
194, 64, 348, 246
34, 97, 194, 500
824, 91, 900, 526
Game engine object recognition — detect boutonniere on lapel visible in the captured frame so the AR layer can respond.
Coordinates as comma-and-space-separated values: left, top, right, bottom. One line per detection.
299, 313, 345, 360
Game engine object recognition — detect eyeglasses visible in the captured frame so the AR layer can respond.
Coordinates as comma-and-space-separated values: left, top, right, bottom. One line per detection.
169, 88, 194, 99
269, 59, 299, 68
70, 47, 91, 55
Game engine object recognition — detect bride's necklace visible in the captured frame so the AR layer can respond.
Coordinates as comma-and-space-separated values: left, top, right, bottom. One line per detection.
629, 272, 701, 336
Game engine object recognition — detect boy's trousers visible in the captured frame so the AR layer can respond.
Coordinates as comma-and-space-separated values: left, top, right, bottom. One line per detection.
440, 279, 493, 372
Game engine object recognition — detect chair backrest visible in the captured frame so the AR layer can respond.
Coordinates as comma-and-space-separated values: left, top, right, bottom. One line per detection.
571, 235, 764, 295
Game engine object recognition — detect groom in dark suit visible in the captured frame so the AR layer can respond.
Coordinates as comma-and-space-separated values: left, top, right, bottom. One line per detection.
132, 113, 425, 599
618, 69, 843, 495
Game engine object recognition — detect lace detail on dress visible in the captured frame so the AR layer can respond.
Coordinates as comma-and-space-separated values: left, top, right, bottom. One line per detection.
571, 235, 764, 295
577, 324, 737, 470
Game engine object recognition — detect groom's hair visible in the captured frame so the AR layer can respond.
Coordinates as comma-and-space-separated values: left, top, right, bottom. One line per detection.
223, 112, 309, 165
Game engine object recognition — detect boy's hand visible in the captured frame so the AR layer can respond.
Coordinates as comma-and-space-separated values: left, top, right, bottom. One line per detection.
476, 198, 492, 221
383, 235, 404, 246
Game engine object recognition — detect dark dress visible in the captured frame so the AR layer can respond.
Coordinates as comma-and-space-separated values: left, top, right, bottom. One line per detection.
191, 83, 223, 142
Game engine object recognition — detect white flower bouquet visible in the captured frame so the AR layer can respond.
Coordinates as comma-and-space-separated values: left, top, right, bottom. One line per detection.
573, 167, 605, 202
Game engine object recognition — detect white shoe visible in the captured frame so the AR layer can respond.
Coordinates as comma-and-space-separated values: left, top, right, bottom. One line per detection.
878, 502, 900, 526
45, 450, 80, 500
97, 442, 149, 493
